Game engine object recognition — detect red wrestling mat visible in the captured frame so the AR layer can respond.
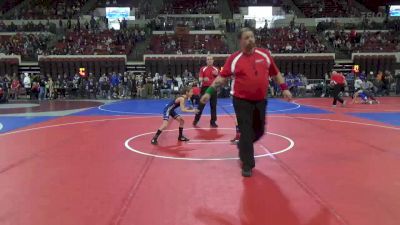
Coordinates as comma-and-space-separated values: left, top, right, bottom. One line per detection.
0, 100, 103, 114
0, 113, 399, 225
295, 97, 400, 113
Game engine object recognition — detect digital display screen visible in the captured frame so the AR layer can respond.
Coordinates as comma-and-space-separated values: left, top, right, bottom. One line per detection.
244, 6, 285, 28
106, 7, 134, 30
106, 7, 131, 20
390, 5, 400, 16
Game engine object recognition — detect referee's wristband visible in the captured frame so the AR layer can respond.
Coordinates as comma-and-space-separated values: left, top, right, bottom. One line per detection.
280, 83, 288, 91
205, 87, 216, 95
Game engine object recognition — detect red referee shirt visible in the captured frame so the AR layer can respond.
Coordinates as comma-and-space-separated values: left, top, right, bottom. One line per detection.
331, 73, 346, 85
199, 65, 219, 87
220, 48, 279, 101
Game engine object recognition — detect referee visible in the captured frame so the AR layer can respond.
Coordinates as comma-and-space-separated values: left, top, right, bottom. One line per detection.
193, 56, 219, 128
330, 71, 346, 107
201, 28, 292, 177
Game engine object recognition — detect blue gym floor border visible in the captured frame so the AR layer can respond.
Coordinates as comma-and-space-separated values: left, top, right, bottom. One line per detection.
72, 98, 330, 116
0, 116, 56, 133
349, 112, 400, 127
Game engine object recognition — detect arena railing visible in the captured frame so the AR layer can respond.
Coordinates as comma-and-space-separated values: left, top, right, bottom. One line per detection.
143, 53, 336, 60
152, 30, 223, 35
158, 14, 221, 18
38, 55, 127, 62
352, 53, 400, 63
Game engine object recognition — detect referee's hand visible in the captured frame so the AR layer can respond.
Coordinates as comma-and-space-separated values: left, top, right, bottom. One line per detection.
200, 93, 211, 104
282, 90, 293, 102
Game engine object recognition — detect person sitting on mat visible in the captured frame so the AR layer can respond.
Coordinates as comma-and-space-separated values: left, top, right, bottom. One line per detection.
352, 77, 379, 104
151, 87, 199, 145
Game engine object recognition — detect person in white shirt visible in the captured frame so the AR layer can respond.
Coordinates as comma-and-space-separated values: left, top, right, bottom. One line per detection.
23, 73, 31, 99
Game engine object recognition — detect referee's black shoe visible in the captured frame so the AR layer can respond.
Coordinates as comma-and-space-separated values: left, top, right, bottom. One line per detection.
151, 138, 158, 145
178, 136, 190, 142
242, 167, 252, 177
210, 122, 218, 128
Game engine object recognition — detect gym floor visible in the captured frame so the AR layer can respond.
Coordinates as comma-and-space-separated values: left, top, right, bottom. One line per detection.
0, 97, 399, 225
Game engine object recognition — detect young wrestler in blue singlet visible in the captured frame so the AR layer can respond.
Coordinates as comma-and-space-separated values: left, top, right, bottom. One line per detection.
151, 87, 199, 145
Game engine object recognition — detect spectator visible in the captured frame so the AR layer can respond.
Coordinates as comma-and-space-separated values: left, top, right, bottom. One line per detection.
160, 77, 172, 98
144, 74, 154, 98
99, 73, 110, 99
110, 72, 120, 98
38, 76, 46, 101
129, 74, 137, 98
48, 77, 55, 99
10, 75, 21, 100
23, 73, 31, 99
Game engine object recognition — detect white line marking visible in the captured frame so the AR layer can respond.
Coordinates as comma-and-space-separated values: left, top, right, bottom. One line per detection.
294, 100, 400, 112
0, 123, 3, 131
0, 116, 145, 137
124, 128, 295, 161
260, 144, 277, 160
190, 139, 231, 142
271, 115, 400, 131
100, 99, 301, 115
0, 115, 398, 138
98, 104, 159, 115
187, 142, 231, 145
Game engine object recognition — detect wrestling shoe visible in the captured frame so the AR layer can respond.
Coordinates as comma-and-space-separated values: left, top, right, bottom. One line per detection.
178, 136, 190, 142
242, 167, 252, 177
210, 122, 218, 128
230, 133, 240, 144
151, 138, 158, 145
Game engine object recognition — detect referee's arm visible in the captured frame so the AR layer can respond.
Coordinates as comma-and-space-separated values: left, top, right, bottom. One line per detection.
200, 76, 227, 104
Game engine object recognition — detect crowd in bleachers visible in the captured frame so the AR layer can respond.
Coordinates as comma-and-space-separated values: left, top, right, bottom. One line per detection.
0, 70, 203, 101
317, 19, 400, 32
47, 27, 145, 55
0, 33, 51, 59
9, 0, 88, 19
147, 34, 228, 54
0, 21, 58, 32
151, 17, 216, 31
1, 69, 399, 102
0, 0, 24, 17
161, 0, 219, 14
255, 25, 328, 53
294, 0, 361, 18
325, 30, 400, 53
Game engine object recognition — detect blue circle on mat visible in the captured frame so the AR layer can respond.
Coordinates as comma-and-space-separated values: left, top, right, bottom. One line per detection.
98, 99, 300, 115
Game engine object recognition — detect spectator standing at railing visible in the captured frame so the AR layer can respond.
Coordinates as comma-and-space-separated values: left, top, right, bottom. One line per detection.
136, 74, 145, 98
120, 73, 128, 99
23, 73, 31, 99
110, 72, 119, 98
47, 77, 54, 99
127, 75, 136, 98
99, 74, 108, 99
10, 75, 20, 100
38, 76, 47, 101
143, 74, 154, 99
160, 78, 172, 99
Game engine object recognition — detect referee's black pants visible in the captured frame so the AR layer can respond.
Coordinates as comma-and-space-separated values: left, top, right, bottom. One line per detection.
194, 86, 217, 124
332, 84, 345, 105
233, 97, 266, 170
